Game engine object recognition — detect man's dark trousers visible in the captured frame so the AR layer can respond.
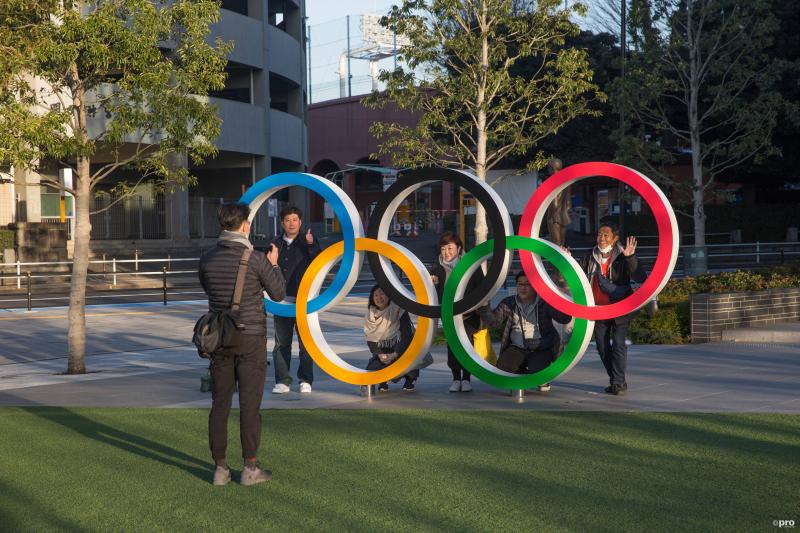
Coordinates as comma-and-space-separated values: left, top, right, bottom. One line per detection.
209, 334, 267, 461
496, 345, 555, 374
594, 318, 628, 386
272, 315, 313, 385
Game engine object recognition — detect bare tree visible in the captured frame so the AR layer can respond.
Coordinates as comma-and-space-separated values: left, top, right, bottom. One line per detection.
615, 0, 781, 256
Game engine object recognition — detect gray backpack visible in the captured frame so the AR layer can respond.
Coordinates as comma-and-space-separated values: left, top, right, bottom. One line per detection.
193, 249, 252, 358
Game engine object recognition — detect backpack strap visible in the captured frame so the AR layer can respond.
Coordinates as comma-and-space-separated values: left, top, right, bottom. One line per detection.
230, 248, 253, 313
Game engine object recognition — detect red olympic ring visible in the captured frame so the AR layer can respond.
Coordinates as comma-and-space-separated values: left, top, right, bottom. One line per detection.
518, 162, 679, 321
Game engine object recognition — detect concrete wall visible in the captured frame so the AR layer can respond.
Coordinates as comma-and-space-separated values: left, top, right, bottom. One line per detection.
269, 109, 305, 164
214, 9, 263, 68
213, 97, 268, 155
691, 287, 800, 343
308, 96, 422, 170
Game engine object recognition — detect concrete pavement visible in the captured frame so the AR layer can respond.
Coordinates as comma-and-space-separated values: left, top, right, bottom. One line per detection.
0, 298, 798, 412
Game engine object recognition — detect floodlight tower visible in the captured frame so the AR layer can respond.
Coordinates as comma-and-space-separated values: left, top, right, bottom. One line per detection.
338, 13, 410, 98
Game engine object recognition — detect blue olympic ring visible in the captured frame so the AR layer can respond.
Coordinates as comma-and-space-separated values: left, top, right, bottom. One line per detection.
239, 172, 363, 317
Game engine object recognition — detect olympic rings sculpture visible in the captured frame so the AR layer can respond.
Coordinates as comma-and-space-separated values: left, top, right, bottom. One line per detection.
241, 163, 678, 389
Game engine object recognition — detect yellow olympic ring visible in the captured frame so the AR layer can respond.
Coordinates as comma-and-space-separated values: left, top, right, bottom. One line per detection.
295, 237, 436, 386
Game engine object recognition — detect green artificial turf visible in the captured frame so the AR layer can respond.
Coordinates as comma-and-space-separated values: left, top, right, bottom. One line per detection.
0, 409, 797, 532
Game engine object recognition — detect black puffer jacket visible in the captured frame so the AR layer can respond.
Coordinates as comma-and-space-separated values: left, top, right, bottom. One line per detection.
199, 240, 286, 336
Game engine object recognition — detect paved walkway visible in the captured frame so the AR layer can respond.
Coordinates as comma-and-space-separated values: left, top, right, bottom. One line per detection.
0, 299, 798, 412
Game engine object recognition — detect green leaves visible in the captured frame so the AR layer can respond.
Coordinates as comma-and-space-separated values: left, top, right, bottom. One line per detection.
0, 0, 230, 187
364, 0, 602, 174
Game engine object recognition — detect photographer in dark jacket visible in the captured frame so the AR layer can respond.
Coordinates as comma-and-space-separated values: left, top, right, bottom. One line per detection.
577, 222, 646, 396
198, 202, 285, 486
269, 206, 322, 394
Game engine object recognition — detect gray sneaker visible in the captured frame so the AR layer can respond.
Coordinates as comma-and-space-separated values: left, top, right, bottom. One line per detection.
240, 464, 272, 486
212, 466, 231, 486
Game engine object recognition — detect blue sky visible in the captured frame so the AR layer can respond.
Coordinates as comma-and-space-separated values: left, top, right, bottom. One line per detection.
305, 1, 400, 102
304, 1, 601, 102
307, 1, 397, 26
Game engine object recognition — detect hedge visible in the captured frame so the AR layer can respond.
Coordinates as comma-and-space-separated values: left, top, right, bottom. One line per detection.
403, 263, 800, 347
0, 228, 14, 254
629, 262, 800, 344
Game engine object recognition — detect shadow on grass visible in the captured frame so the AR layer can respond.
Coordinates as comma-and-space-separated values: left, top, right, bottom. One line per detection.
0, 477, 82, 532
21, 406, 211, 482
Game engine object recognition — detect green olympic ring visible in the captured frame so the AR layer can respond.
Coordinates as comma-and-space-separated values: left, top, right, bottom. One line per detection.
441, 235, 595, 389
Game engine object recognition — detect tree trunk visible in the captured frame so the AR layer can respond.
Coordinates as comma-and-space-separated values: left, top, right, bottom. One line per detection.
473, 5, 489, 247
67, 156, 90, 374
67, 59, 90, 374
686, 1, 706, 251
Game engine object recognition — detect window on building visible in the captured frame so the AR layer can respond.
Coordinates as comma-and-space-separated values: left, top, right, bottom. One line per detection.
209, 66, 252, 104
269, 73, 301, 115
268, 0, 287, 30
221, 0, 248, 16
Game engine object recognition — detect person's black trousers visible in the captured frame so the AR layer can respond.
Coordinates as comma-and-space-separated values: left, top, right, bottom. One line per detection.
447, 318, 479, 381
496, 345, 555, 374
593, 318, 629, 386
365, 356, 420, 385
272, 315, 314, 385
209, 334, 267, 461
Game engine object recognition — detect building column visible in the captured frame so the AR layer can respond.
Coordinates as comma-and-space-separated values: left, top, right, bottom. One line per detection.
14, 167, 42, 223
252, 155, 270, 183
442, 181, 454, 211
166, 153, 190, 241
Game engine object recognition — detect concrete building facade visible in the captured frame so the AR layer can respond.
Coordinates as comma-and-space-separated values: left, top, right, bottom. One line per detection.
1, 0, 308, 255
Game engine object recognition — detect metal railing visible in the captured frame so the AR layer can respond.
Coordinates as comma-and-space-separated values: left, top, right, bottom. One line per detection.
2, 241, 800, 310
564, 241, 800, 273
2, 267, 199, 311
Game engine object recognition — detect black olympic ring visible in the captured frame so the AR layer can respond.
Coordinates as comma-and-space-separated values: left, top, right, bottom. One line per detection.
366, 166, 512, 318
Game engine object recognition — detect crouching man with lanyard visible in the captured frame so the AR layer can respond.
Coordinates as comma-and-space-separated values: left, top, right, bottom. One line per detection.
199, 202, 285, 486
579, 222, 646, 396
479, 271, 571, 392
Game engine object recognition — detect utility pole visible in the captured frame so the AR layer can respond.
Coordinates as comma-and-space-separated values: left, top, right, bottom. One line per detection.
619, 0, 627, 232
307, 22, 312, 103
346, 15, 352, 97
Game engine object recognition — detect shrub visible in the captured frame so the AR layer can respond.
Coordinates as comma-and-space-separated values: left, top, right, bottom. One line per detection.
629, 306, 686, 344
0, 229, 14, 256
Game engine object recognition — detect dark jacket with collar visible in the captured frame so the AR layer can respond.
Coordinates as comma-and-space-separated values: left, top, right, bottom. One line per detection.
479, 295, 571, 354
199, 239, 286, 337
579, 244, 647, 322
270, 232, 322, 298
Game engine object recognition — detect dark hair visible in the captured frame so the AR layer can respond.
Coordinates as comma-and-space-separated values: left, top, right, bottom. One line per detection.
437, 231, 463, 250
368, 284, 389, 309
217, 202, 250, 231
280, 205, 303, 221
515, 271, 528, 283
598, 221, 620, 236
546, 158, 563, 176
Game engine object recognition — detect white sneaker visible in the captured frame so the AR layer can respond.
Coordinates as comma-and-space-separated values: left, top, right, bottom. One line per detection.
272, 383, 290, 394
448, 380, 461, 393
299, 382, 312, 394
460, 380, 473, 392
538, 383, 552, 392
